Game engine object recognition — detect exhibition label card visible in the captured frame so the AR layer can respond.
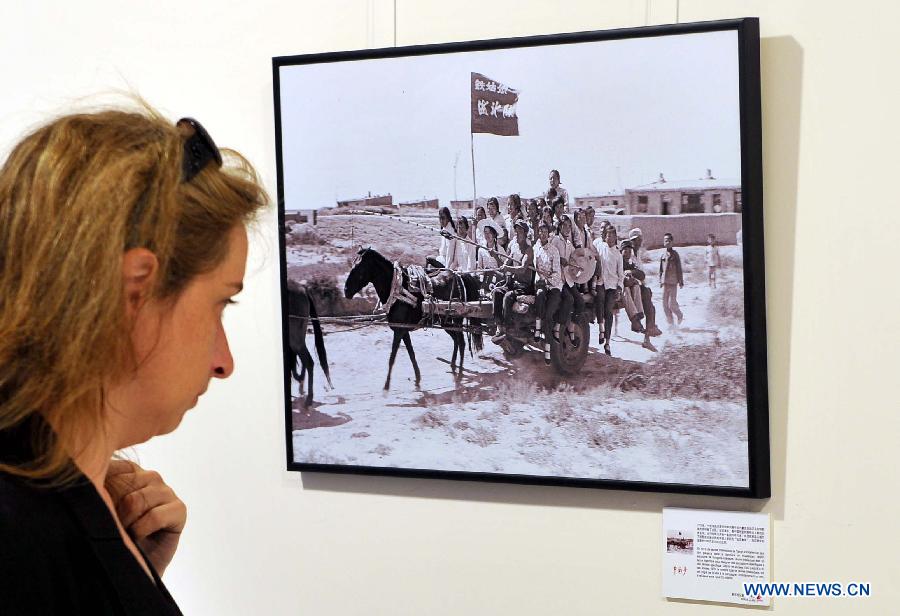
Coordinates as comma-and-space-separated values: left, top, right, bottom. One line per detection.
662, 508, 770, 606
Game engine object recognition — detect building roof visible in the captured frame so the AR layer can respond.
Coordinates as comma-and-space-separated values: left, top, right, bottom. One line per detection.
627, 176, 741, 192
576, 191, 625, 199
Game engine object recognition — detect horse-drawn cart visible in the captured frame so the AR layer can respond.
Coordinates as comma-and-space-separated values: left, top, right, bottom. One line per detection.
334, 246, 600, 393
426, 291, 593, 376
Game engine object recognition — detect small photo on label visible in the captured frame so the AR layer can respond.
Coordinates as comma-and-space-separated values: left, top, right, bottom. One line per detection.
666, 529, 694, 554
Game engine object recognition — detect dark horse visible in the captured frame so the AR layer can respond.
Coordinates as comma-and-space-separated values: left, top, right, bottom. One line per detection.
344, 248, 482, 390
287, 282, 333, 406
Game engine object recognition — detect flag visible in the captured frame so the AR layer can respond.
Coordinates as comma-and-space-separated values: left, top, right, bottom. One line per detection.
471, 72, 519, 136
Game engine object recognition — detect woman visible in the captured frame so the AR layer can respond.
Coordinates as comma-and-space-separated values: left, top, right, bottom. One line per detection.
504, 193, 522, 243
524, 199, 540, 245
572, 208, 588, 249
436, 205, 458, 268
551, 216, 584, 347
486, 197, 507, 248
0, 106, 267, 613
475, 219, 505, 290
472, 205, 487, 244
449, 215, 475, 272
540, 205, 554, 230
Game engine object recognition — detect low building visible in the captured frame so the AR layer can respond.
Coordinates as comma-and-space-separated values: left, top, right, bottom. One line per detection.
450, 197, 489, 213
399, 198, 439, 209
575, 191, 626, 213
336, 192, 394, 209
624, 170, 741, 216
284, 209, 318, 225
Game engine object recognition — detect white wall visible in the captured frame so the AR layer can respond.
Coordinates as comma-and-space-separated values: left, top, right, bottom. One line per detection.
3, 1, 898, 613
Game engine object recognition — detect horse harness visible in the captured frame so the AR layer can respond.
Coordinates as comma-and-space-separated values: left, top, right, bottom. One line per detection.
382, 262, 468, 329
382, 261, 421, 315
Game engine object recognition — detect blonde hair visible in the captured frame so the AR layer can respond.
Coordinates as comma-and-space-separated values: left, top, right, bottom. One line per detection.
0, 104, 268, 483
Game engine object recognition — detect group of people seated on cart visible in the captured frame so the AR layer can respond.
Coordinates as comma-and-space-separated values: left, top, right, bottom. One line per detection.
431, 170, 663, 362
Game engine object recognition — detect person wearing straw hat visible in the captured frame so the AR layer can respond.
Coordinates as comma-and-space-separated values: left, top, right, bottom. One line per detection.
628, 227, 648, 264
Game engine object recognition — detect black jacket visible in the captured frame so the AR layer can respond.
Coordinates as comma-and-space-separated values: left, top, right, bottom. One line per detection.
0, 417, 183, 615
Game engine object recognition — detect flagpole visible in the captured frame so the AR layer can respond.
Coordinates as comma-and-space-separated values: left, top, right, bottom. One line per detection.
470, 131, 477, 208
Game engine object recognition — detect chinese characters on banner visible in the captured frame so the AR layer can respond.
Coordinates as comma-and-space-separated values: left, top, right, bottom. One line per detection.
471, 72, 519, 136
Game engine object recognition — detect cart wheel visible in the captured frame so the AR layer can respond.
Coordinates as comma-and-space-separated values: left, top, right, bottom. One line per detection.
501, 338, 525, 359
550, 314, 590, 375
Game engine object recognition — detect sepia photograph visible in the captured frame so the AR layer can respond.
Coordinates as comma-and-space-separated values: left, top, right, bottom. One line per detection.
275, 21, 768, 494
666, 530, 695, 555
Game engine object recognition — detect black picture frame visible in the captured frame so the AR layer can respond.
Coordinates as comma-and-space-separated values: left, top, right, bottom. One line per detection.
274, 17, 769, 498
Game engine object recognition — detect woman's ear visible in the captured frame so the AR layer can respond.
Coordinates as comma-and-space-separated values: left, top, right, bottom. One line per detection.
122, 248, 159, 317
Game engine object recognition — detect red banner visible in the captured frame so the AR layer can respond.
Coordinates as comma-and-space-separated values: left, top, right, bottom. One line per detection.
471, 72, 519, 136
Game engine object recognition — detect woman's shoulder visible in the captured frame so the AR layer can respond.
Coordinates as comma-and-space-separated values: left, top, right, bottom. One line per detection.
0, 472, 74, 539
0, 473, 80, 583
0, 473, 131, 613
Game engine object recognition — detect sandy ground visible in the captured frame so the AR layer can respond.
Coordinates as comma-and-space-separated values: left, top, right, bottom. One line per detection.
285, 215, 749, 487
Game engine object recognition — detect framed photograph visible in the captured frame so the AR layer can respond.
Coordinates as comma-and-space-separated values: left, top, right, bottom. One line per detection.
274, 18, 769, 497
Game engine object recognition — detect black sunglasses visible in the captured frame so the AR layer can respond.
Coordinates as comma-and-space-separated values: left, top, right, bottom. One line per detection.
176, 117, 223, 182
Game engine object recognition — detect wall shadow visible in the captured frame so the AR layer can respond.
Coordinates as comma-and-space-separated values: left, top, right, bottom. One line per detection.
757, 35, 804, 521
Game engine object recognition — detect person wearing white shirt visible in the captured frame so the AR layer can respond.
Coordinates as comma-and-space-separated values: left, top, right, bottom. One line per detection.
551, 216, 584, 347
486, 197, 508, 249
472, 206, 487, 244
628, 227, 649, 264
492, 220, 534, 344
533, 223, 563, 364
504, 194, 523, 245
475, 220, 505, 289
584, 207, 598, 245
449, 216, 475, 272
436, 206, 457, 268
592, 225, 624, 355
545, 169, 570, 211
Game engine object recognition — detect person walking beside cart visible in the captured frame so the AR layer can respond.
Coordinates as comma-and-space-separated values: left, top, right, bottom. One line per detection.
659, 232, 684, 327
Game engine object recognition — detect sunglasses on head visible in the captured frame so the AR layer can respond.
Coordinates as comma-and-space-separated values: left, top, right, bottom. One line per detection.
176, 117, 223, 182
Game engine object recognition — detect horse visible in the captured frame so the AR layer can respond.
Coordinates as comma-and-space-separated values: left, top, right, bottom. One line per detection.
286, 283, 333, 406
344, 247, 482, 390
